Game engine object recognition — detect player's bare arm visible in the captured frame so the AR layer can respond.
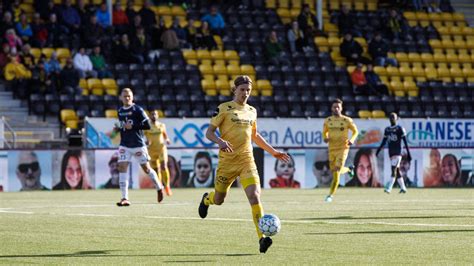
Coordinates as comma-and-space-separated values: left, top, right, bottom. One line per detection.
252, 131, 290, 163
206, 124, 233, 153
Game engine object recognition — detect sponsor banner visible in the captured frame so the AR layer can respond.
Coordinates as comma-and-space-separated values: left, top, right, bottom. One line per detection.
51, 150, 96, 190
0, 119, 4, 148
421, 148, 473, 187
7, 150, 53, 192
95, 150, 138, 189
85, 118, 474, 149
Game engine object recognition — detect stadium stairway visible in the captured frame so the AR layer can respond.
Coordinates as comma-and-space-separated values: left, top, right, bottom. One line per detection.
451, 0, 474, 26
0, 82, 63, 148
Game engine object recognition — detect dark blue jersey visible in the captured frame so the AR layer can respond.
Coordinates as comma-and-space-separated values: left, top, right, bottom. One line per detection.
117, 104, 150, 148
383, 125, 406, 156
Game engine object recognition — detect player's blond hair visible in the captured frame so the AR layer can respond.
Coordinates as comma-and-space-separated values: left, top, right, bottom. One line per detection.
231, 75, 253, 93
121, 88, 133, 95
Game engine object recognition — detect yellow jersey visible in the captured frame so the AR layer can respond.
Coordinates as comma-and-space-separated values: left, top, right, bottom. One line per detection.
145, 121, 166, 151
323, 115, 358, 151
210, 101, 257, 164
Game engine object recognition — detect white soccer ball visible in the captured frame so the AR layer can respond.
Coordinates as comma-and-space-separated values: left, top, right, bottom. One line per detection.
258, 214, 281, 236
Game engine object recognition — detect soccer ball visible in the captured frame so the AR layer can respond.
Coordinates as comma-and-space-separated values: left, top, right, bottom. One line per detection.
258, 214, 281, 236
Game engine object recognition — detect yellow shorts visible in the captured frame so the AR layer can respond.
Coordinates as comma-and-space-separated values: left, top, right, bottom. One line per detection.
215, 161, 260, 193
329, 148, 349, 171
149, 147, 168, 168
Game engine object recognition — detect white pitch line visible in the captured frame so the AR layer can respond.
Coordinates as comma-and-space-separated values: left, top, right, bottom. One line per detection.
0, 209, 33, 214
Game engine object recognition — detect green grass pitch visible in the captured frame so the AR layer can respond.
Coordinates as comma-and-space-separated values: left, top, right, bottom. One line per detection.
1, 188, 473, 264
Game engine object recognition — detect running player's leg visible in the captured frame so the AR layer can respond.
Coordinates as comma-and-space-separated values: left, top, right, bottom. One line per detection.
396, 167, 407, 193
117, 147, 132, 206
159, 148, 172, 195
385, 155, 401, 193
149, 152, 162, 182
137, 147, 164, 202
199, 166, 235, 218
327, 149, 349, 201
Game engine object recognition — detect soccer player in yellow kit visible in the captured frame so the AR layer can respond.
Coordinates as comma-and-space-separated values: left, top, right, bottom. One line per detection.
323, 98, 359, 202
198, 75, 290, 253
145, 110, 173, 196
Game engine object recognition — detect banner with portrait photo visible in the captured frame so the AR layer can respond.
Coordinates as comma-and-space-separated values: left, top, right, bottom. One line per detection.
94, 150, 137, 189
263, 149, 305, 189
51, 150, 95, 190
422, 148, 473, 187
0, 151, 7, 191
381, 149, 424, 188
305, 149, 331, 188
344, 148, 385, 188
7, 150, 52, 192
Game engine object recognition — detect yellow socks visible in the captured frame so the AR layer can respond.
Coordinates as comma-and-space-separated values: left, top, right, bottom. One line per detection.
251, 203, 264, 239
329, 171, 341, 195
203, 191, 215, 206
161, 169, 170, 187
340, 166, 350, 174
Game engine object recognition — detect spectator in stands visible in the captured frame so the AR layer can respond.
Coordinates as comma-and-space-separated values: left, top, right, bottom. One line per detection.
385, 9, 410, 41
365, 64, 389, 95
287, 20, 305, 53
60, 0, 81, 34
185, 18, 198, 49
337, 5, 359, 36
128, 14, 143, 36
0, 44, 9, 71
44, 52, 61, 87
59, 58, 82, 95
95, 2, 111, 29
31, 13, 49, 48
90, 45, 111, 78
15, 13, 33, 44
125, 0, 138, 23
139, 0, 157, 31
4, 29, 23, 52
32, 57, 56, 94
426, 0, 442, 13
149, 19, 165, 52
130, 26, 150, 63
76, 0, 91, 24
161, 25, 180, 50
4, 55, 32, 81
368, 32, 398, 67
340, 32, 370, 65
46, 13, 67, 48
19, 44, 35, 71
73, 47, 97, 78
201, 5, 225, 36
113, 2, 129, 35
350, 63, 376, 95
264, 30, 290, 66
0, 12, 15, 38
297, 4, 324, 46
38, 0, 61, 22
10, 0, 22, 21
114, 33, 139, 64
81, 15, 104, 48
196, 21, 216, 50
172, 17, 188, 48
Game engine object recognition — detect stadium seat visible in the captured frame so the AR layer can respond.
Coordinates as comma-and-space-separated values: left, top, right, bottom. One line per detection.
56, 48, 70, 61
358, 110, 372, 119
213, 65, 227, 75
372, 110, 386, 118
102, 79, 118, 95
41, 48, 55, 59
199, 65, 214, 75
60, 109, 78, 129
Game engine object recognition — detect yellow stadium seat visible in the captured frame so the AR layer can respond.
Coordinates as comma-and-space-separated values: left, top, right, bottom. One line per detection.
60, 109, 77, 124
373, 66, 387, 76
453, 39, 466, 49
105, 109, 118, 118
182, 49, 196, 60
196, 50, 211, 60
240, 64, 256, 75
372, 110, 386, 118
437, 67, 450, 79
30, 48, 41, 59
224, 50, 239, 61
226, 65, 241, 76
199, 64, 213, 75
279, 0, 290, 8
79, 78, 88, 90
433, 53, 446, 63
216, 74, 228, 82
395, 52, 408, 63
389, 80, 403, 91
257, 80, 272, 90
210, 50, 224, 60
328, 37, 341, 47
440, 12, 453, 22
41, 48, 55, 59
411, 66, 425, 78
102, 79, 118, 95
393, 90, 406, 97
461, 27, 473, 36
386, 66, 400, 76
403, 80, 417, 91
277, 8, 291, 23
453, 12, 465, 22
462, 68, 474, 78
205, 89, 217, 96
441, 39, 454, 49
445, 53, 458, 63
462, 63, 472, 69
408, 89, 419, 97
354, 37, 367, 47
399, 66, 412, 77
213, 59, 226, 66
428, 39, 442, 49
266, 0, 276, 8
367, 2, 377, 11
56, 48, 70, 60
314, 37, 329, 47
65, 120, 79, 129
171, 5, 186, 16
407, 53, 421, 62
329, 0, 340, 10
201, 79, 216, 91
403, 11, 416, 20
215, 79, 231, 92
213, 35, 223, 49
213, 65, 227, 75
358, 110, 372, 119
421, 53, 434, 63
428, 12, 441, 21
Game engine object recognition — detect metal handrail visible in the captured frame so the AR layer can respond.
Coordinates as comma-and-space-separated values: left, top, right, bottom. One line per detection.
1, 116, 16, 149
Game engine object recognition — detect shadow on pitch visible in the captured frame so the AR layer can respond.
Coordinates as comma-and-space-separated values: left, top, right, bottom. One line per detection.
306, 229, 474, 235
298, 215, 474, 221
0, 250, 257, 259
